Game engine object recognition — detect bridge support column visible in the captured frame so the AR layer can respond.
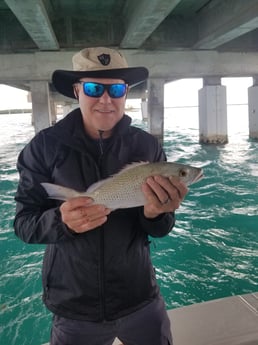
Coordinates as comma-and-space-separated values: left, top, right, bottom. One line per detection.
141, 99, 148, 121
63, 103, 74, 117
147, 78, 165, 143
140, 89, 148, 121
30, 81, 51, 133
49, 97, 57, 125
248, 78, 258, 140
198, 77, 228, 144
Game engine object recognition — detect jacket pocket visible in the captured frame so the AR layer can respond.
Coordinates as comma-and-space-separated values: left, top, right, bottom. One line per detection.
42, 244, 57, 293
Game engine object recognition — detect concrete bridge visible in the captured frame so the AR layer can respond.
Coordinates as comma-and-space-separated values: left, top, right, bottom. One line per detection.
1, 0, 258, 142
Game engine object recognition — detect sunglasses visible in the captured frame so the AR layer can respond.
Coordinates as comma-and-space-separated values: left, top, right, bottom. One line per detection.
79, 82, 127, 98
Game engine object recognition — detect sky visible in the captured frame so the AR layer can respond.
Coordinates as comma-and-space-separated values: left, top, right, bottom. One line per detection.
164, 77, 253, 107
0, 77, 254, 110
0, 85, 31, 110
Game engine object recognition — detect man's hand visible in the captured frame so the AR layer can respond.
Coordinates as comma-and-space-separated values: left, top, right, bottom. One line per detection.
141, 175, 189, 219
60, 197, 111, 233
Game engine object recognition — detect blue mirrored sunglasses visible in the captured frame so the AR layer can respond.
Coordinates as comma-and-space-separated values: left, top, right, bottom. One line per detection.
79, 82, 127, 98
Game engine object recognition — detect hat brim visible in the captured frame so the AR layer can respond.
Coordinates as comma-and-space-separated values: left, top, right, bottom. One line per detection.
52, 67, 149, 99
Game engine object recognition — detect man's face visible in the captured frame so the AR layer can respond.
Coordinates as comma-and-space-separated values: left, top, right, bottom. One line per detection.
74, 77, 128, 139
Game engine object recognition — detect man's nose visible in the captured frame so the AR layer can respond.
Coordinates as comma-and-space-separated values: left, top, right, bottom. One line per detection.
99, 90, 112, 103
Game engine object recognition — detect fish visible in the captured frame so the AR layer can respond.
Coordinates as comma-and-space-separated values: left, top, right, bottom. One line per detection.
41, 161, 203, 210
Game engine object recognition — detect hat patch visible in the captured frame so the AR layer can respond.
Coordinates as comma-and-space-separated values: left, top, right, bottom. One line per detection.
98, 53, 111, 66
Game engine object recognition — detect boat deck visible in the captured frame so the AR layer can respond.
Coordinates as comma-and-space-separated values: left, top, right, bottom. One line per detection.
43, 292, 258, 345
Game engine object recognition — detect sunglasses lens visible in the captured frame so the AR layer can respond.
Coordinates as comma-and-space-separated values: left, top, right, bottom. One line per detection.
109, 84, 127, 98
82, 82, 127, 98
83, 82, 104, 97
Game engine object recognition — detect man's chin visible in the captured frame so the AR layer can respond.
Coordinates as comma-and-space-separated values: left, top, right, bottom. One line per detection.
94, 125, 113, 137
94, 120, 118, 132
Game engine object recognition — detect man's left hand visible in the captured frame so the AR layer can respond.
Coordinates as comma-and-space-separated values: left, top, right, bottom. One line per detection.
141, 175, 189, 219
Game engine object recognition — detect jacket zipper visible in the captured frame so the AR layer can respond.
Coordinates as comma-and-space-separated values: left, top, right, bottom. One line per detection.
97, 129, 106, 320
99, 226, 106, 320
98, 130, 104, 165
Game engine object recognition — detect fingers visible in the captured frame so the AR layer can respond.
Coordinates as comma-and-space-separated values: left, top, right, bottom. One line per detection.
143, 175, 188, 205
60, 197, 111, 233
142, 175, 189, 218
61, 196, 93, 211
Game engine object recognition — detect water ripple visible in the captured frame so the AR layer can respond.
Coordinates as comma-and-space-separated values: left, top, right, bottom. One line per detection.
1, 112, 258, 344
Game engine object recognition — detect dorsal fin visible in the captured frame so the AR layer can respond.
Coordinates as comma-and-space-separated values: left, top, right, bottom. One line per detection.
115, 161, 149, 174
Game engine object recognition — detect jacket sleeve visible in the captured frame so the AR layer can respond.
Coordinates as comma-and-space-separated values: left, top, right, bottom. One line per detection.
13, 132, 74, 244
139, 209, 175, 238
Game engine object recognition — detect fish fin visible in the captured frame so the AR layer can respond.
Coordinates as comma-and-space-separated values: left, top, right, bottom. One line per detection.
116, 161, 149, 174
41, 182, 82, 201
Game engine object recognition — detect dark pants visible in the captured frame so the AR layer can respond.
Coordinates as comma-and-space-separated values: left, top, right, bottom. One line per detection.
50, 295, 173, 345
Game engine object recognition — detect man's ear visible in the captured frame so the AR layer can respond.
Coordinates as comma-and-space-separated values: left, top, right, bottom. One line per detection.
125, 85, 129, 99
73, 85, 79, 99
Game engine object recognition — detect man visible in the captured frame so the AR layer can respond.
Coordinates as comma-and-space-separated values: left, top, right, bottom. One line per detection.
14, 47, 188, 345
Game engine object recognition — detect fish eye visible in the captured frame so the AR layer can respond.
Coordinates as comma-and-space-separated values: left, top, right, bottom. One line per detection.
179, 169, 188, 177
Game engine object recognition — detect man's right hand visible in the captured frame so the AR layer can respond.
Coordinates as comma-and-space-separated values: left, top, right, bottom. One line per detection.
60, 197, 111, 233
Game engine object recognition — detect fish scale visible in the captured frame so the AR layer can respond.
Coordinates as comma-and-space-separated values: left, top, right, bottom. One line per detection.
41, 161, 203, 210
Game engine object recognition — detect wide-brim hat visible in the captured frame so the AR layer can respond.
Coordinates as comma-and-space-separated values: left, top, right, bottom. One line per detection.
52, 47, 149, 99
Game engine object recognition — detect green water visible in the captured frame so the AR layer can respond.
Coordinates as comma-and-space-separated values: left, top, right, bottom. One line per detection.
0, 109, 257, 345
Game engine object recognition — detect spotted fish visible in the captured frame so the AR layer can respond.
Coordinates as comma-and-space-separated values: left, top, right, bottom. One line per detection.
41, 161, 203, 210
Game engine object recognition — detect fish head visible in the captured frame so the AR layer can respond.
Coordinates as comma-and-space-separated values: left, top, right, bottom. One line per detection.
161, 162, 204, 186
177, 165, 204, 185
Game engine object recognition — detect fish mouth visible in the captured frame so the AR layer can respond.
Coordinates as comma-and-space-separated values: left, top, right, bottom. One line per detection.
193, 170, 204, 184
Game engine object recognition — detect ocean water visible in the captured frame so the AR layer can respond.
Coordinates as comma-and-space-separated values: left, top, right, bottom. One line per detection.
0, 108, 258, 345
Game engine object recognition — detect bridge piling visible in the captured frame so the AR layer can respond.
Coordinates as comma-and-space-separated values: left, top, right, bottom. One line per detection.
248, 81, 258, 140
198, 77, 228, 144
147, 78, 165, 143
30, 81, 51, 133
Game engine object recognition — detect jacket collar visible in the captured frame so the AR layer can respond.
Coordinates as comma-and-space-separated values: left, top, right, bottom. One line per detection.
47, 108, 132, 152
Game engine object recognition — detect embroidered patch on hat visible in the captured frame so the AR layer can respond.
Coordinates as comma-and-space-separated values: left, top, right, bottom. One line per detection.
98, 53, 111, 66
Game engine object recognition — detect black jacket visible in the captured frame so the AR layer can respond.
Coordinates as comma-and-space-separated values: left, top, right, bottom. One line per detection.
14, 109, 175, 321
